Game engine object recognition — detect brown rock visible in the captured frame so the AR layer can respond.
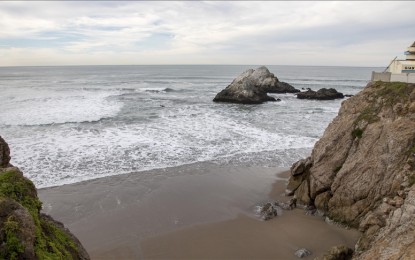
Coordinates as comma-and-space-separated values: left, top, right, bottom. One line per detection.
287, 82, 415, 258
295, 179, 311, 205
315, 191, 331, 211
286, 174, 305, 195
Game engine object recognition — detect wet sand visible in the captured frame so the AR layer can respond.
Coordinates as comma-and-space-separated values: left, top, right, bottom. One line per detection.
38, 163, 359, 259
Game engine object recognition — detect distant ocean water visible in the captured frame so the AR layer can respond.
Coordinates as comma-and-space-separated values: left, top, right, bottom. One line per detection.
0, 65, 378, 188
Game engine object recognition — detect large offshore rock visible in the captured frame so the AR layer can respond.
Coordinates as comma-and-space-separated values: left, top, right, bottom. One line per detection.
213, 66, 299, 104
287, 82, 415, 258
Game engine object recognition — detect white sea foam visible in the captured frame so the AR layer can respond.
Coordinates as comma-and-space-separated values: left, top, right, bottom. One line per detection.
5, 102, 318, 188
0, 89, 122, 126
0, 65, 373, 188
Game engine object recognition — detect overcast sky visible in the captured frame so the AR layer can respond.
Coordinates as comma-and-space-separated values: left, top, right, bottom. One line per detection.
0, 1, 414, 67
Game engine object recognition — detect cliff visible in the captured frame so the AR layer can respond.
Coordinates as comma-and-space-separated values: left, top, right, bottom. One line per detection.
0, 136, 89, 259
287, 81, 415, 259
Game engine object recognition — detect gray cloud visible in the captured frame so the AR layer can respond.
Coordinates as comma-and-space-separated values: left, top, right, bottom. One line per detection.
0, 1, 414, 66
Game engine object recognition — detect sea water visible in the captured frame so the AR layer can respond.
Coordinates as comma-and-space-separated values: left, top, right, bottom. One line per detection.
0, 65, 378, 188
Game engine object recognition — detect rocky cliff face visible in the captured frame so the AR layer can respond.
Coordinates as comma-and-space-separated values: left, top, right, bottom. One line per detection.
287, 81, 415, 259
0, 136, 89, 259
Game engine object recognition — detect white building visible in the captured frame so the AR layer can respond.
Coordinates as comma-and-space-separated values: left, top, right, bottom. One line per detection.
372, 41, 415, 83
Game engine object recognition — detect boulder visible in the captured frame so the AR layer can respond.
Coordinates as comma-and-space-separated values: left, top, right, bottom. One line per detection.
213, 66, 299, 104
296, 88, 344, 100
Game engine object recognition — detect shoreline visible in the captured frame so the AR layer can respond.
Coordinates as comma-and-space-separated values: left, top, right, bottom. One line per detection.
38, 162, 285, 258
38, 162, 359, 259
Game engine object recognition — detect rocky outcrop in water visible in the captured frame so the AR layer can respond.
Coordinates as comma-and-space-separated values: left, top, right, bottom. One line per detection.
296, 88, 344, 100
0, 136, 89, 259
286, 82, 415, 259
213, 66, 299, 104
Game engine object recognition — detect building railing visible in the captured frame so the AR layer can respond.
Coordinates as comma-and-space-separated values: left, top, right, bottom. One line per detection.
371, 71, 415, 83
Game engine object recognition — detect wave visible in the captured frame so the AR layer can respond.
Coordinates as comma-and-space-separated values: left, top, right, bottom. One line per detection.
0, 92, 122, 126
143, 87, 175, 93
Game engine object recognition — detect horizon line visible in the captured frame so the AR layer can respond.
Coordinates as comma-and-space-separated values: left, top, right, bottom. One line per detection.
0, 64, 384, 69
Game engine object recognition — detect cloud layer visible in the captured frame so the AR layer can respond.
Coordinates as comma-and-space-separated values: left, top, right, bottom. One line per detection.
0, 1, 414, 66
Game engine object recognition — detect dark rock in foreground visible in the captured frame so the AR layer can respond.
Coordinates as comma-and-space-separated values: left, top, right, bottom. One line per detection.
213, 66, 299, 104
296, 88, 344, 100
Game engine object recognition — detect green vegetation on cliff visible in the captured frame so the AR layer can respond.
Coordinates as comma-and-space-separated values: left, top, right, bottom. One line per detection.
0, 168, 87, 259
374, 81, 412, 105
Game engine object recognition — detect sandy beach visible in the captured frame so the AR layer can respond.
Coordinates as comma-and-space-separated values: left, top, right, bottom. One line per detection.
38, 163, 359, 259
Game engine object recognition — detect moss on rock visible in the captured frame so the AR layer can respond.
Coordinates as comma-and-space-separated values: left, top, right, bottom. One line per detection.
0, 168, 89, 259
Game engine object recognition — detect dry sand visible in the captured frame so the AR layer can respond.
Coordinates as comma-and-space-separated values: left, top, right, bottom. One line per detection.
38, 162, 359, 259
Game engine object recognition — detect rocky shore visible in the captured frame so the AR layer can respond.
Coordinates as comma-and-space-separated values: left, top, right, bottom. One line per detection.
2, 79, 413, 259
0, 136, 89, 259
286, 81, 415, 259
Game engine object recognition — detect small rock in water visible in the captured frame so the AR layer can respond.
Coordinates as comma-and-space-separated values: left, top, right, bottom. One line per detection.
295, 248, 312, 258
259, 202, 278, 220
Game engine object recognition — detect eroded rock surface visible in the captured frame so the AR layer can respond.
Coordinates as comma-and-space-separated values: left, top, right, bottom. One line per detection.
286, 82, 415, 259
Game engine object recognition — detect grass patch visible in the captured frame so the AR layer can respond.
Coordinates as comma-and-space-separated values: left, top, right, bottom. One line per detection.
355, 106, 380, 125
374, 81, 413, 105
0, 169, 41, 215
352, 128, 364, 138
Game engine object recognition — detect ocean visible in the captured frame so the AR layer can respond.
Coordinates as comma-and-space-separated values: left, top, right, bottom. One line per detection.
0, 65, 378, 188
